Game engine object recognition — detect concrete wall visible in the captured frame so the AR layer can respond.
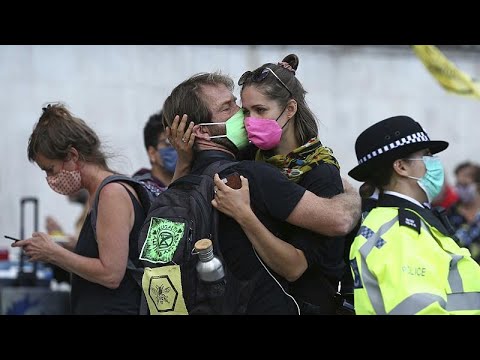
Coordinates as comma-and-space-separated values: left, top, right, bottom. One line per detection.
1, 45, 479, 253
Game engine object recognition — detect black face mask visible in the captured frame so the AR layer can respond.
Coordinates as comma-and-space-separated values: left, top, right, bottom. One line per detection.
69, 189, 89, 205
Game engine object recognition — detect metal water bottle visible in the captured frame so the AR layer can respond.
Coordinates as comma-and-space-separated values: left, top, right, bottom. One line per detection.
194, 239, 225, 282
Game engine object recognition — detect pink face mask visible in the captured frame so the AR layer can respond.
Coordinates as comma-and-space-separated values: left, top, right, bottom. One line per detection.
46, 169, 82, 195
244, 117, 283, 150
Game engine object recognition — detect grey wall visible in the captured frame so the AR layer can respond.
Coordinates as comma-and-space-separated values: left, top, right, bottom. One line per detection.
1, 45, 479, 253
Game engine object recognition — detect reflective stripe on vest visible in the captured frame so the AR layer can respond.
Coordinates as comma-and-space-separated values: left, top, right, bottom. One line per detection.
359, 212, 480, 313
419, 221, 464, 292
358, 216, 398, 315
389, 293, 446, 315
418, 220, 480, 311
446, 292, 480, 311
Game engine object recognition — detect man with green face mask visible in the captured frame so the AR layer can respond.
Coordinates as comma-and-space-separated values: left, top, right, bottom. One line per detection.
197, 109, 249, 151
161, 72, 361, 314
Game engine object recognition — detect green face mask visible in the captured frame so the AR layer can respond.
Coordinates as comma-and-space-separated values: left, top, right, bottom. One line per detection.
198, 109, 249, 150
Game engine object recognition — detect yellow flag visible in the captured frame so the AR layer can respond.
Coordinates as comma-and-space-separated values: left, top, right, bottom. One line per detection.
412, 45, 480, 99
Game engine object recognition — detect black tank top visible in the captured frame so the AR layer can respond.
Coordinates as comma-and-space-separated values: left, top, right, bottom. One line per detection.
71, 184, 145, 314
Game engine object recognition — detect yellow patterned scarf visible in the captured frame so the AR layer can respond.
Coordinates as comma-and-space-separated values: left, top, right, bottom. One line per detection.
255, 138, 340, 183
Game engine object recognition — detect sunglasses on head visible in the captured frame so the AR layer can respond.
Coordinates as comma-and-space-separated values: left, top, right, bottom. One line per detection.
238, 67, 293, 97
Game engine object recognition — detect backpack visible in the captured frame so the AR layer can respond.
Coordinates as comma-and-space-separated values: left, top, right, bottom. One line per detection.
136, 159, 237, 315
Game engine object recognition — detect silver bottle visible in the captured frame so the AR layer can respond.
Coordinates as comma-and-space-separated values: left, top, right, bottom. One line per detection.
194, 239, 225, 282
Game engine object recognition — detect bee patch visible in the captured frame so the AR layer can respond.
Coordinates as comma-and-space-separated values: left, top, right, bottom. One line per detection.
142, 266, 188, 315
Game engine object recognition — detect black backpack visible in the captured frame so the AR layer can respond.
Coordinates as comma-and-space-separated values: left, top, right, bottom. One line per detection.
136, 160, 238, 315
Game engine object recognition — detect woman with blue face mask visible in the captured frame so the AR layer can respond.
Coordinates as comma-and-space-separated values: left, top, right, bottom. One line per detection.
348, 115, 480, 315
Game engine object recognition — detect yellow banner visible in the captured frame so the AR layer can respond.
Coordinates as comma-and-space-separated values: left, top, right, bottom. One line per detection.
412, 45, 480, 99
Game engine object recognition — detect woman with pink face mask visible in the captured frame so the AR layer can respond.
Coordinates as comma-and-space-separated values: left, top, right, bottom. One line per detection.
14, 103, 146, 314
169, 55, 349, 314
230, 54, 347, 314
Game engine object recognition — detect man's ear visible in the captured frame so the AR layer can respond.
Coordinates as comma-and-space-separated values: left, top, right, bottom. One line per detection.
193, 124, 211, 140
147, 146, 157, 164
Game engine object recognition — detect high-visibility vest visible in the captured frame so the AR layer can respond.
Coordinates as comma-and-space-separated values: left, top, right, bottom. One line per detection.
350, 206, 480, 315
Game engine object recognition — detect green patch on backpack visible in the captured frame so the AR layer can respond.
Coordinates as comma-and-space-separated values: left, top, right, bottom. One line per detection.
139, 217, 185, 264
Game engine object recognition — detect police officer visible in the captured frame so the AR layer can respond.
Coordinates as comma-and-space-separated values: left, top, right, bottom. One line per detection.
348, 115, 480, 315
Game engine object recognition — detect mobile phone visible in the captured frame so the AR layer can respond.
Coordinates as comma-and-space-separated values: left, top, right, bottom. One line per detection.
4, 235, 21, 242
222, 172, 242, 190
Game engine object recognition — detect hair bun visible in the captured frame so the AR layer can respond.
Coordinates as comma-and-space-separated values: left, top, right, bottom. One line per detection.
280, 54, 299, 73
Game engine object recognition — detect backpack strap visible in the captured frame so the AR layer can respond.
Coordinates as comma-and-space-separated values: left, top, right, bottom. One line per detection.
168, 160, 237, 189
201, 160, 237, 262
132, 173, 152, 183
202, 159, 237, 178
90, 174, 151, 236
126, 258, 149, 314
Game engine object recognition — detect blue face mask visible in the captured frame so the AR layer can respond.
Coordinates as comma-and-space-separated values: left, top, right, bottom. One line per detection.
158, 147, 178, 174
407, 155, 445, 203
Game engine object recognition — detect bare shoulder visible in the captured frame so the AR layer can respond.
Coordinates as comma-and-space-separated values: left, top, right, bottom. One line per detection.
98, 182, 131, 203
99, 181, 140, 204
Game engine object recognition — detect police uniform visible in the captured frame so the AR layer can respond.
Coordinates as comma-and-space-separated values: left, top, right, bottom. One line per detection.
348, 115, 480, 315
351, 192, 480, 314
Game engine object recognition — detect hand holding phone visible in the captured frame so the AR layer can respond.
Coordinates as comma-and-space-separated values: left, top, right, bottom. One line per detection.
222, 172, 242, 189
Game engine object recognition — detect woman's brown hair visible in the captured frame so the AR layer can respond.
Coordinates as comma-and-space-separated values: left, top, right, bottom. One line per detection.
27, 103, 110, 169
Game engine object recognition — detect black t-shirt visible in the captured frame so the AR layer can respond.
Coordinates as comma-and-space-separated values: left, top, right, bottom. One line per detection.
191, 151, 306, 314
283, 163, 346, 314
236, 146, 348, 313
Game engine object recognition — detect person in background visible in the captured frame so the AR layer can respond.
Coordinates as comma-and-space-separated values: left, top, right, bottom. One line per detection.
133, 110, 177, 195
447, 161, 477, 215
45, 189, 90, 285
447, 161, 477, 228
448, 164, 480, 262
454, 162, 476, 194
348, 115, 480, 314
14, 103, 146, 314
